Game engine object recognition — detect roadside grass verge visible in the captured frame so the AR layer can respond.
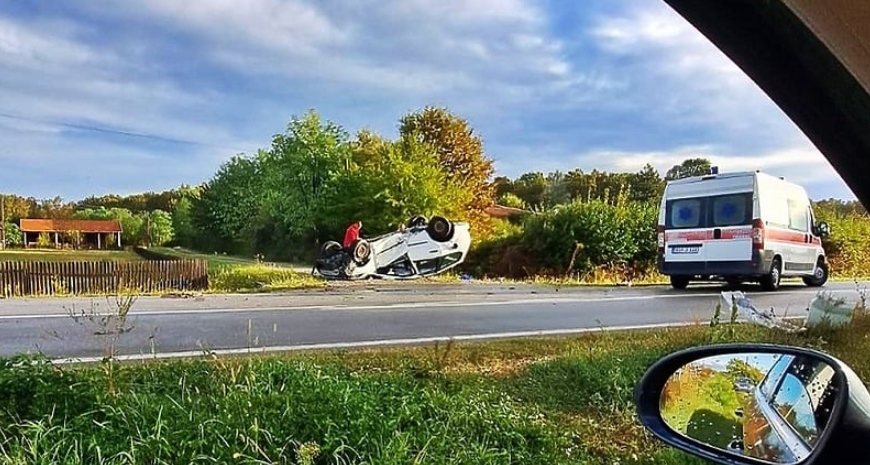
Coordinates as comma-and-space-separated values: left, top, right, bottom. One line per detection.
210, 264, 325, 293
3, 297, 869, 465
0, 249, 142, 262
145, 247, 302, 272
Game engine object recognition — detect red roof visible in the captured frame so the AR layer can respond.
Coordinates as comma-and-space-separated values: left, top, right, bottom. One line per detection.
485, 205, 531, 218
19, 219, 122, 233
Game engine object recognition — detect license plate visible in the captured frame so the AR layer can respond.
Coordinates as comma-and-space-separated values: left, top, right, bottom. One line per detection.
671, 246, 700, 254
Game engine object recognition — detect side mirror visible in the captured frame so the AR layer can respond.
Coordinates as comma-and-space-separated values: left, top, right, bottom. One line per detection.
814, 222, 831, 238
635, 344, 870, 465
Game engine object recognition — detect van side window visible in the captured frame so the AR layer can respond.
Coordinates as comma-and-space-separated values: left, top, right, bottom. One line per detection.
787, 199, 810, 232
668, 199, 702, 229
712, 194, 750, 227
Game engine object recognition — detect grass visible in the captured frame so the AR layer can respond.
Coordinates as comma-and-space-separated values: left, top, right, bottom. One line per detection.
2, 294, 868, 464
148, 247, 302, 272
210, 264, 325, 293
0, 248, 143, 263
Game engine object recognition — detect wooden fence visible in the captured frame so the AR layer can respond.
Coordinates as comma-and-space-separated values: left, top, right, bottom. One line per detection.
0, 260, 209, 297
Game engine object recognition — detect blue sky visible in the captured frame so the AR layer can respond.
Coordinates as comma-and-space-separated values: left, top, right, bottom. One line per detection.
0, 0, 857, 201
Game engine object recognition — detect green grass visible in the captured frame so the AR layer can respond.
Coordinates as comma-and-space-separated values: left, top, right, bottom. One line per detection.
2, 298, 869, 465
0, 249, 142, 262
149, 247, 306, 272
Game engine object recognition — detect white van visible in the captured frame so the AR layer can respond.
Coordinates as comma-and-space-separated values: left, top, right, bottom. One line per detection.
656, 168, 831, 290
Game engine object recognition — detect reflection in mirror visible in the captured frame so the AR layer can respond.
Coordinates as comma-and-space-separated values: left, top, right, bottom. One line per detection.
659, 352, 840, 465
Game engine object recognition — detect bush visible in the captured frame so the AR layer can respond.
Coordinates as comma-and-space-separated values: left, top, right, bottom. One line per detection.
210, 264, 323, 292
815, 208, 870, 278
466, 200, 658, 278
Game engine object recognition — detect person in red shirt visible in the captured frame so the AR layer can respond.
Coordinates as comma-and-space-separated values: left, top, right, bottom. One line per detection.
343, 220, 362, 249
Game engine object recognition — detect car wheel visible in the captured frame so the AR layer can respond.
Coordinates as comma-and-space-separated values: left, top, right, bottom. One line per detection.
760, 257, 782, 291
427, 216, 454, 242
670, 275, 690, 290
320, 240, 342, 258
802, 258, 829, 287
407, 215, 428, 228
350, 239, 372, 265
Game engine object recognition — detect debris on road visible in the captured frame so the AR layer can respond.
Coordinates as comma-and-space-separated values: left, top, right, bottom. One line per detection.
806, 292, 854, 328
721, 291, 805, 332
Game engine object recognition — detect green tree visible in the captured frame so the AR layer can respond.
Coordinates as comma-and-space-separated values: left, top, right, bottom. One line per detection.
2, 222, 22, 247
399, 106, 496, 232
191, 154, 265, 254
259, 110, 352, 245
513, 172, 548, 210
545, 170, 570, 207
171, 196, 196, 247
498, 193, 525, 209
327, 133, 470, 235
629, 163, 666, 203
144, 210, 174, 246
665, 158, 713, 181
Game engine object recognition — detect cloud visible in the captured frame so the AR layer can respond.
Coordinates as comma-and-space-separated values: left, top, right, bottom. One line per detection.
0, 0, 856, 203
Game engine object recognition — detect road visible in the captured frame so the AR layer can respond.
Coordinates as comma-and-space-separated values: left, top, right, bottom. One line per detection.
0, 280, 865, 361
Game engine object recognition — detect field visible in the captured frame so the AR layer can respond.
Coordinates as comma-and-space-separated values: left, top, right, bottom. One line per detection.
2, 299, 869, 465
0, 248, 142, 262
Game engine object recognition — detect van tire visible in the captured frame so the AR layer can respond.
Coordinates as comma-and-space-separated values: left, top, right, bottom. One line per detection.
760, 257, 782, 291
803, 259, 829, 287
670, 276, 690, 290
350, 239, 372, 265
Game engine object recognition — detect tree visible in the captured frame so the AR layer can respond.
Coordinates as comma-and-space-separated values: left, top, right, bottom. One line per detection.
399, 106, 496, 232
259, 110, 352, 245
498, 193, 525, 209
2, 222, 22, 247
513, 172, 548, 210
145, 210, 174, 246
191, 153, 265, 253
545, 170, 570, 207
629, 163, 666, 203
326, 133, 471, 235
171, 196, 196, 247
665, 158, 713, 181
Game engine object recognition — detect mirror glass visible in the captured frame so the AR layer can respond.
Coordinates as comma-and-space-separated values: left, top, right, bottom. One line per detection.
659, 352, 841, 464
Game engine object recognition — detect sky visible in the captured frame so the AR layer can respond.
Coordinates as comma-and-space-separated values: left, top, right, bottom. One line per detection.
0, 0, 858, 201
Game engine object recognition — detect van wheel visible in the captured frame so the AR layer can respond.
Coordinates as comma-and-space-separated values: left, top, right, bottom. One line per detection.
350, 239, 372, 265
803, 259, 829, 287
407, 215, 428, 228
320, 241, 342, 258
760, 257, 782, 291
670, 276, 690, 290
427, 216, 454, 242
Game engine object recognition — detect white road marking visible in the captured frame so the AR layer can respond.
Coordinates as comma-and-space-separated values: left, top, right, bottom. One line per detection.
51, 315, 808, 365
0, 287, 853, 319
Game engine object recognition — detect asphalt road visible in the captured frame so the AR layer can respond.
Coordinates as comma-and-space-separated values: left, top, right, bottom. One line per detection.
0, 280, 865, 361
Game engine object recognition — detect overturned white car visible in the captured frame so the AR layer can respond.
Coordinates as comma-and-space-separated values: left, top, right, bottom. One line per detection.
313, 215, 472, 280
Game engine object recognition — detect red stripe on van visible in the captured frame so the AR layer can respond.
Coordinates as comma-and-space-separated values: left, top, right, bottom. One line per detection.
764, 227, 813, 244
664, 227, 753, 242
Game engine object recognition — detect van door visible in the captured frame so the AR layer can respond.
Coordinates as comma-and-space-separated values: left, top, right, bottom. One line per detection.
663, 197, 708, 266
783, 199, 816, 274
706, 192, 754, 263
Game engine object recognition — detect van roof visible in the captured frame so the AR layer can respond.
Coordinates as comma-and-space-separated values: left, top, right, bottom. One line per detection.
666, 170, 785, 185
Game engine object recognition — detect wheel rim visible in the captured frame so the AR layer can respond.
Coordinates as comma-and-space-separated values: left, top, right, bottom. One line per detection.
355, 244, 369, 260
773, 266, 780, 286
815, 265, 825, 280
435, 222, 446, 233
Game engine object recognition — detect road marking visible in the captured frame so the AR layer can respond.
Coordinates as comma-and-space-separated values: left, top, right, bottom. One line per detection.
50, 316, 808, 365
0, 287, 855, 319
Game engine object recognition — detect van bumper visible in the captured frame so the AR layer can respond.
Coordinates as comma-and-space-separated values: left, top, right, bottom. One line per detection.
657, 250, 775, 277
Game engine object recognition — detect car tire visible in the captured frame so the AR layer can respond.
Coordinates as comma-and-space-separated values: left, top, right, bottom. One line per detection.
407, 215, 428, 228
427, 216, 454, 242
670, 275, 690, 290
803, 258, 829, 287
760, 257, 782, 291
350, 239, 372, 265
320, 241, 342, 258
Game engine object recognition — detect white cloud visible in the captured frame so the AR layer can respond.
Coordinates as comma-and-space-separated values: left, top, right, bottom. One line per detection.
586, 145, 838, 188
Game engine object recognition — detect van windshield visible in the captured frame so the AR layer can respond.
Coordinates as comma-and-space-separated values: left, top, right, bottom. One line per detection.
666, 192, 753, 230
